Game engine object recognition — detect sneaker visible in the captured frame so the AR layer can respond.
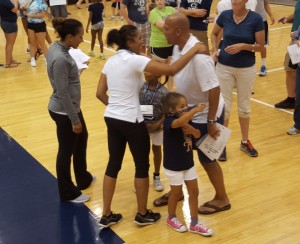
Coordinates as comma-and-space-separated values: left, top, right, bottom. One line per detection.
259, 65, 267, 76
189, 222, 213, 237
240, 140, 258, 157
274, 98, 295, 109
218, 148, 227, 161
99, 54, 105, 60
119, 17, 124, 21
134, 209, 161, 226
110, 16, 116, 20
153, 176, 164, 192
30, 57, 36, 67
68, 193, 90, 203
99, 212, 123, 228
88, 50, 95, 57
167, 217, 187, 233
287, 126, 300, 135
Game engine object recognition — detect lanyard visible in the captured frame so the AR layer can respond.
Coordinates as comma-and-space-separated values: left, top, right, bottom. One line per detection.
144, 83, 161, 105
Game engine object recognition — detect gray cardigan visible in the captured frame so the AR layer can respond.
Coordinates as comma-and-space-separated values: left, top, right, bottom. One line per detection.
47, 41, 81, 125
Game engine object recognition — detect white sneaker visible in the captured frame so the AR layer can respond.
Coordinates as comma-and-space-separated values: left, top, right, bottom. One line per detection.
69, 193, 90, 203
88, 50, 95, 57
99, 54, 105, 60
30, 57, 36, 67
287, 126, 300, 135
153, 176, 164, 192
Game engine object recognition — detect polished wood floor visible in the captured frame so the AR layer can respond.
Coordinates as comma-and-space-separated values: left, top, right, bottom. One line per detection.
1, 3, 300, 243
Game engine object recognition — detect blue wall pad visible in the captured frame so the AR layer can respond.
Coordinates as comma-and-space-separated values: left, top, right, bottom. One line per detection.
0, 128, 124, 244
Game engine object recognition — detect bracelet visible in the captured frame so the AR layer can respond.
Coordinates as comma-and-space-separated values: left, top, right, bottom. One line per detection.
250, 44, 255, 52
207, 119, 216, 125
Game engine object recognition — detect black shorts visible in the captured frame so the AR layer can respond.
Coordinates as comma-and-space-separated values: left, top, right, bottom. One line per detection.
112, 2, 120, 9
263, 21, 269, 45
151, 46, 174, 60
27, 21, 46, 33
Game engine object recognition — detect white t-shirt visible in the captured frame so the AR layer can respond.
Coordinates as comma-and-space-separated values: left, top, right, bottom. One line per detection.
172, 35, 224, 124
19, 0, 31, 8
255, 0, 267, 21
49, 0, 67, 6
216, 0, 257, 17
102, 50, 151, 123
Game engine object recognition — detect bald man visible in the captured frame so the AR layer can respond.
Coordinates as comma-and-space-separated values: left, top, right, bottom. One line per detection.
154, 13, 231, 215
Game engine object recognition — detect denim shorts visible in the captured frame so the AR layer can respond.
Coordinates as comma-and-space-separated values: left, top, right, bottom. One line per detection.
91, 21, 104, 31
0, 20, 18, 33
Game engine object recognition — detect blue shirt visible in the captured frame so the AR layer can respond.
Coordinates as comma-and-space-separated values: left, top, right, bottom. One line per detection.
88, 3, 104, 25
27, 0, 47, 23
292, 0, 300, 32
180, 0, 212, 31
0, 0, 17, 22
217, 10, 264, 68
122, 0, 148, 24
163, 116, 194, 171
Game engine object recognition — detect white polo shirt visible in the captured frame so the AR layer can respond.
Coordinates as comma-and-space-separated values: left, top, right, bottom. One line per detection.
49, 0, 67, 6
172, 35, 224, 124
102, 50, 151, 123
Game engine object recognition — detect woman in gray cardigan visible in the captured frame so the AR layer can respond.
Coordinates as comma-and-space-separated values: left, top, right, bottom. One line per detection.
47, 18, 94, 203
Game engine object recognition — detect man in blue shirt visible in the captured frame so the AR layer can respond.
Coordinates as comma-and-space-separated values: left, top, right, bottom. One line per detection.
179, 0, 212, 53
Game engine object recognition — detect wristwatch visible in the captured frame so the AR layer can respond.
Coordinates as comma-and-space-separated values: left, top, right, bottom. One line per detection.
207, 119, 216, 125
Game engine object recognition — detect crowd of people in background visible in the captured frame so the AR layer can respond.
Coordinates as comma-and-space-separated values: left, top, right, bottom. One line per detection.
1, 0, 300, 237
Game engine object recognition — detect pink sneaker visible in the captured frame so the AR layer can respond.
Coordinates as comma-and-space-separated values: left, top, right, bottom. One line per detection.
189, 223, 213, 236
167, 217, 187, 233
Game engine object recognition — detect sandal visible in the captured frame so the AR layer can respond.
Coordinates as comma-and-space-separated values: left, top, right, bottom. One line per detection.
4, 63, 18, 68
12, 60, 21, 65
35, 48, 43, 60
153, 193, 184, 207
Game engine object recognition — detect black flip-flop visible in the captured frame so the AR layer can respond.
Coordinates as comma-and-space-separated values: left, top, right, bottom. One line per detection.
153, 193, 184, 207
198, 202, 231, 215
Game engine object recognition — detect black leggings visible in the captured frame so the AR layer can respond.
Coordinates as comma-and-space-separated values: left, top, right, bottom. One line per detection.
104, 117, 150, 178
49, 110, 93, 201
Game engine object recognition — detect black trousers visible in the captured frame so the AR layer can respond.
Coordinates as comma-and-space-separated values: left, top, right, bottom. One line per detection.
49, 110, 92, 201
104, 117, 150, 178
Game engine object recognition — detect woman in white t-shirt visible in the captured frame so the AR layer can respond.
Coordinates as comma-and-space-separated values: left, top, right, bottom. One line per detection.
96, 24, 206, 228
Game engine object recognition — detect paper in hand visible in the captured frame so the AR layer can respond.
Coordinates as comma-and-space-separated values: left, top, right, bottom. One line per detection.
69, 48, 91, 70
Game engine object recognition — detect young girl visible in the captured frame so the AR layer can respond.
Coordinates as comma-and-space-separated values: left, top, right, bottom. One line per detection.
139, 72, 168, 192
86, 0, 105, 59
163, 92, 213, 236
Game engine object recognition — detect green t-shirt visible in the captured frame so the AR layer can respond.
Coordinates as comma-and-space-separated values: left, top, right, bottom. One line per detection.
149, 6, 176, 47
292, 0, 300, 31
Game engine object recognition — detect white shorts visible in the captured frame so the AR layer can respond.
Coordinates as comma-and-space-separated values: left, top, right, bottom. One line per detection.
91, 21, 104, 31
149, 130, 163, 146
164, 166, 197, 186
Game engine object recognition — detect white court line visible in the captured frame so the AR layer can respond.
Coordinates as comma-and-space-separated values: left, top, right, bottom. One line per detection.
47, 26, 117, 53
232, 92, 294, 115
269, 26, 292, 31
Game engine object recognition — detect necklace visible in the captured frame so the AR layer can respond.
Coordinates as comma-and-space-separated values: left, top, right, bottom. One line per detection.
233, 9, 249, 24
